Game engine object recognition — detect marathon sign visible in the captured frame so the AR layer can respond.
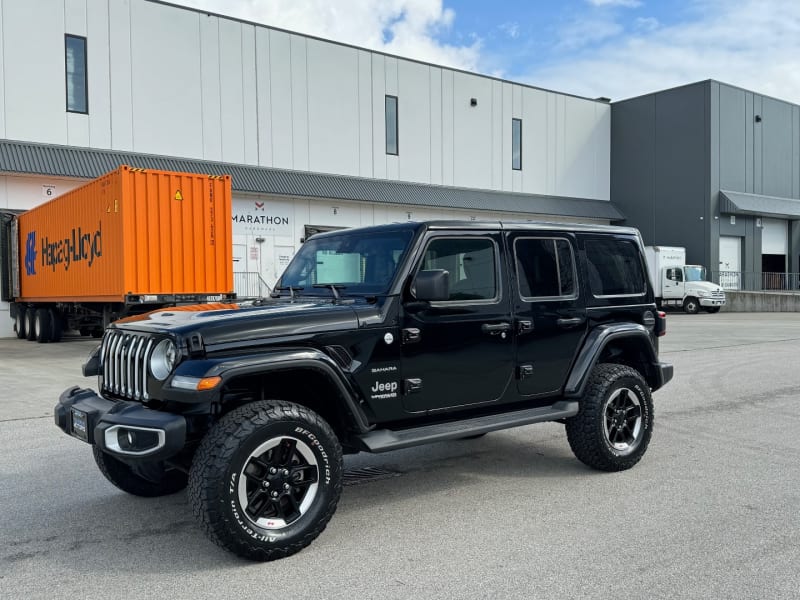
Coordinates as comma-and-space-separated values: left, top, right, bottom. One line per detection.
231, 198, 293, 236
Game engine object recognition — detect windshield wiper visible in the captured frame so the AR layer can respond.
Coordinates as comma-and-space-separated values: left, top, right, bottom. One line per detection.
271, 286, 304, 300
312, 284, 347, 300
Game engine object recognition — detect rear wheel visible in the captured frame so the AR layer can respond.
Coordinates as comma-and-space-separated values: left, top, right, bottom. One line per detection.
14, 306, 26, 339
34, 308, 52, 343
565, 363, 653, 472
189, 400, 343, 561
48, 308, 63, 342
24, 309, 37, 341
704, 306, 721, 314
93, 446, 188, 497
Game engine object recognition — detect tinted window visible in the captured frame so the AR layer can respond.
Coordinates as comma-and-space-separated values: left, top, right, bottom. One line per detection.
512, 118, 522, 170
421, 238, 497, 301
584, 238, 646, 297
515, 238, 575, 299
65, 35, 87, 113
385, 95, 398, 155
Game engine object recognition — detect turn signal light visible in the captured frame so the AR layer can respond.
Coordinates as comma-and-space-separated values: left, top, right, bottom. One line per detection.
197, 376, 222, 391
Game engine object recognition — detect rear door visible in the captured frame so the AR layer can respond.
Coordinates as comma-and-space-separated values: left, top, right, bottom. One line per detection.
509, 232, 587, 397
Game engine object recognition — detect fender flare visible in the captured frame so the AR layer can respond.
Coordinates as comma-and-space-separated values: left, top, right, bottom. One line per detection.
564, 323, 659, 398
180, 348, 372, 433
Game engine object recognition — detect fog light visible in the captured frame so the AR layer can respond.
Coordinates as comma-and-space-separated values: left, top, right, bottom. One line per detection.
105, 425, 165, 455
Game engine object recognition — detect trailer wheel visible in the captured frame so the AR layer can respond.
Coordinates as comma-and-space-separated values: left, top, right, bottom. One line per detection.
34, 308, 52, 343
49, 308, 63, 342
24, 309, 37, 341
14, 306, 27, 339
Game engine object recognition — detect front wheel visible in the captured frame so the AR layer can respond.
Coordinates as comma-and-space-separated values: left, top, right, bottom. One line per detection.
189, 400, 343, 561
683, 297, 700, 314
93, 446, 188, 497
565, 363, 654, 472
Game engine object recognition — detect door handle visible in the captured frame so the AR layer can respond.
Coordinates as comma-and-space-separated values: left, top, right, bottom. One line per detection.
481, 322, 512, 336
556, 317, 584, 329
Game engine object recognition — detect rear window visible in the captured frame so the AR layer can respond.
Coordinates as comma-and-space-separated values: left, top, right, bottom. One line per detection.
584, 238, 646, 297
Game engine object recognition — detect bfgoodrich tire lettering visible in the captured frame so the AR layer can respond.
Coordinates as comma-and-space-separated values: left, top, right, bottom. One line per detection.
188, 400, 343, 561
565, 363, 653, 472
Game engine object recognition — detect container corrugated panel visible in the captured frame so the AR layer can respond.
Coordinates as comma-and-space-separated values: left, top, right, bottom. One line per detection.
17, 166, 232, 302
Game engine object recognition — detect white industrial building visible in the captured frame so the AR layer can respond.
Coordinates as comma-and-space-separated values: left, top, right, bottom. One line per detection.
0, 0, 620, 337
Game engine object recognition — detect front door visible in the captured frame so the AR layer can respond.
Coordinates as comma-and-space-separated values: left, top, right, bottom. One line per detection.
508, 233, 587, 397
401, 232, 515, 413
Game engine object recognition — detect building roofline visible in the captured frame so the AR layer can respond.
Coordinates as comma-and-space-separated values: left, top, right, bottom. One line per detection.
614, 78, 800, 109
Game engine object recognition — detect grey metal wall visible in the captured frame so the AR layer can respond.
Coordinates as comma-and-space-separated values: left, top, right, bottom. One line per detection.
712, 82, 800, 275
611, 82, 709, 267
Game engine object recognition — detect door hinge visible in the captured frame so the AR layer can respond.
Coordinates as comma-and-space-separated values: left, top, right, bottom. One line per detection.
518, 320, 533, 334
519, 364, 534, 380
404, 378, 423, 394
402, 328, 421, 344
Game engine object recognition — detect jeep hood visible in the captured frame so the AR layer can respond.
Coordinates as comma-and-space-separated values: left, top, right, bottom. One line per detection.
111, 300, 361, 346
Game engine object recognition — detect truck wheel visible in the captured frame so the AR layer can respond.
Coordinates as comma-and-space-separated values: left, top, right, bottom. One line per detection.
24, 309, 37, 341
565, 363, 653, 472
14, 306, 27, 339
189, 400, 343, 561
92, 446, 188, 497
683, 297, 700, 314
34, 308, 52, 343
704, 306, 721, 314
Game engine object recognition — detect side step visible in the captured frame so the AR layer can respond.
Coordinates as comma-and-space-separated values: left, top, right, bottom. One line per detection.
356, 401, 579, 453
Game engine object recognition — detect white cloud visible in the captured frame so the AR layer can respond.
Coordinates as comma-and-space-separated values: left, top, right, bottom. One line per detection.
172, 0, 481, 71
526, 0, 800, 105
499, 21, 520, 40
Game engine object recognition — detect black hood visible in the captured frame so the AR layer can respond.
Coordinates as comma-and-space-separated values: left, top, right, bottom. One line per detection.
112, 298, 364, 347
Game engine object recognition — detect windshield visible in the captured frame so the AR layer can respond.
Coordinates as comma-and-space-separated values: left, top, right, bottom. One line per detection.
277, 229, 415, 295
684, 266, 706, 282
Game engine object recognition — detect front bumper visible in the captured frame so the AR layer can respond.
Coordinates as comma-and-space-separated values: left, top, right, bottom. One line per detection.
699, 297, 726, 307
55, 386, 186, 460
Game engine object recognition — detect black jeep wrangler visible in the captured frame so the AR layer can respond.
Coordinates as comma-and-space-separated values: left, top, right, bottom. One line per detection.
55, 221, 672, 561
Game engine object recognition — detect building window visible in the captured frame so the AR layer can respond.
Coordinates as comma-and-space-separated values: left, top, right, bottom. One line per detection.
512, 118, 522, 170
65, 35, 88, 114
385, 95, 398, 155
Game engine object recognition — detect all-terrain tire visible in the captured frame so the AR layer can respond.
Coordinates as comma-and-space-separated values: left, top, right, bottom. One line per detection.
93, 446, 188, 497
188, 400, 343, 561
683, 297, 700, 314
565, 363, 653, 472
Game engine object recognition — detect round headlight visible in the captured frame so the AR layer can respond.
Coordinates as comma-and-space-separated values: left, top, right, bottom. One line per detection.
150, 339, 178, 380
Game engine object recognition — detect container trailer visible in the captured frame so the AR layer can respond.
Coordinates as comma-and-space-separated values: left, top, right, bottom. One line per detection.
1, 166, 234, 341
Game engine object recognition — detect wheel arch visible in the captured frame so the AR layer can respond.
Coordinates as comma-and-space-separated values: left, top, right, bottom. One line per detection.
565, 324, 663, 397
211, 353, 372, 443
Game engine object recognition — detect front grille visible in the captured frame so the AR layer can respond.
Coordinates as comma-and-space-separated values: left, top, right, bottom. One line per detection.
101, 330, 155, 401
711, 290, 725, 298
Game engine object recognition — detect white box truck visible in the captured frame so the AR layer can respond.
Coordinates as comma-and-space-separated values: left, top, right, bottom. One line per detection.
645, 246, 726, 314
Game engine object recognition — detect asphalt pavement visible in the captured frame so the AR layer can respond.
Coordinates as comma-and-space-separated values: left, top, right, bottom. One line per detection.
1, 313, 799, 599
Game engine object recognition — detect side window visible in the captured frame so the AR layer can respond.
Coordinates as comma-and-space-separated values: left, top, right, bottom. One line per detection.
584, 238, 646, 297
421, 238, 497, 301
515, 238, 576, 299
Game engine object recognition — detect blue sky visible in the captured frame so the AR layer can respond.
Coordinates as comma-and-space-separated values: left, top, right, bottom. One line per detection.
172, 0, 800, 104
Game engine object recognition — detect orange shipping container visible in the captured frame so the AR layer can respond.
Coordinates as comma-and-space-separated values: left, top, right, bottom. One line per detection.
16, 166, 233, 303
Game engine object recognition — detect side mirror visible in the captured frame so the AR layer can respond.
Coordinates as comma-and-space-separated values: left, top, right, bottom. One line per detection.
412, 269, 450, 302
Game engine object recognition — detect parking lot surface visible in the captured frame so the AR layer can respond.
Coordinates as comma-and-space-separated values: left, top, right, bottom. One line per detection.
1, 313, 799, 599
